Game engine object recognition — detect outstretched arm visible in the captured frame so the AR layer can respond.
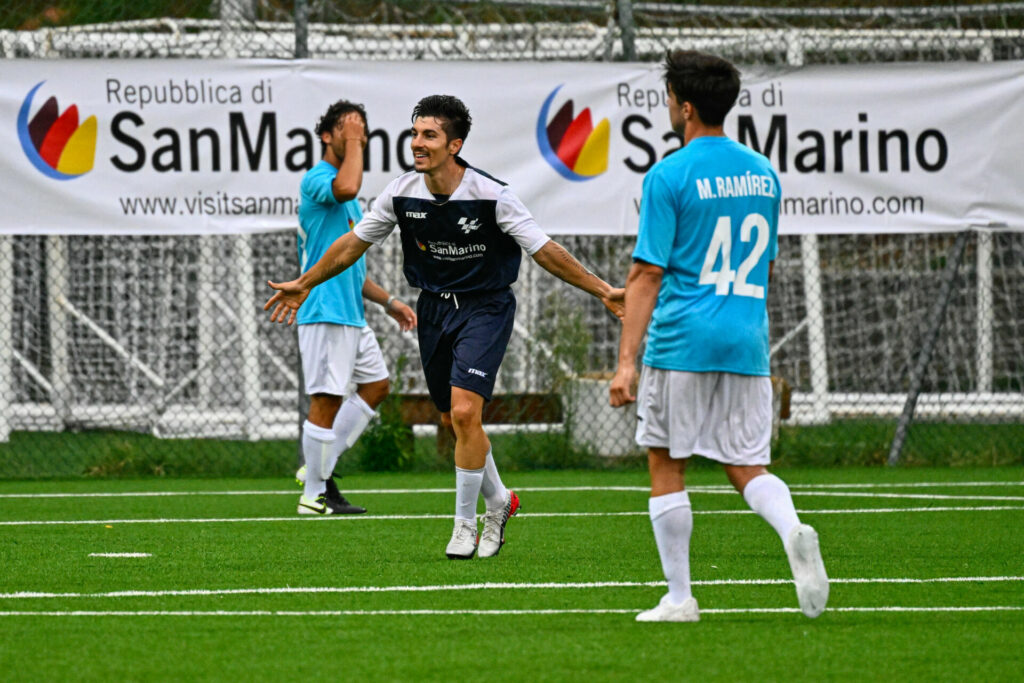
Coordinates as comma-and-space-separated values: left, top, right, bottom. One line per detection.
265, 231, 373, 325
530, 240, 625, 319
609, 260, 663, 407
362, 277, 417, 332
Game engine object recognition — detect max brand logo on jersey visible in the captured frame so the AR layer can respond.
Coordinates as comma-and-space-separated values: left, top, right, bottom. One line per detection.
458, 217, 481, 234
406, 211, 427, 218
467, 368, 488, 378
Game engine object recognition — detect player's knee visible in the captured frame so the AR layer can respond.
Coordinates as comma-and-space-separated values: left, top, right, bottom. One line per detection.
308, 393, 343, 426
648, 449, 686, 494
725, 465, 768, 493
449, 400, 481, 430
363, 378, 390, 408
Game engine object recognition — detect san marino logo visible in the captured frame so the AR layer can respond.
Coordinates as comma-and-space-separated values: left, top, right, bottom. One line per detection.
17, 81, 97, 180
536, 84, 609, 182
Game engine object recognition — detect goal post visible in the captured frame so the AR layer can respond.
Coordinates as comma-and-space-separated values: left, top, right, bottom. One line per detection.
800, 234, 830, 425
0, 236, 11, 441
230, 234, 263, 442
46, 235, 71, 429
976, 231, 993, 393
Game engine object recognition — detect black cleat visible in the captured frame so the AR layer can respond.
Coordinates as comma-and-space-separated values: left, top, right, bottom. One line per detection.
325, 476, 367, 514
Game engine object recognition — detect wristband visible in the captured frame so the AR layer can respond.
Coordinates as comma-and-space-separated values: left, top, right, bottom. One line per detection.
385, 295, 396, 310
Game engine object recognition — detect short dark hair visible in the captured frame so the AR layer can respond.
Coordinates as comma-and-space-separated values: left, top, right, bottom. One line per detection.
315, 99, 367, 156
663, 50, 740, 127
411, 94, 472, 144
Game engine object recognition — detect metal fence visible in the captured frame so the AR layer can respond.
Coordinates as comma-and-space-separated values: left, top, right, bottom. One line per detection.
2, 2, 1023, 471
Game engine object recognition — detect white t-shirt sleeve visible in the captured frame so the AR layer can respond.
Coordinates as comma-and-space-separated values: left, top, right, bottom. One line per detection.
353, 180, 399, 244
495, 187, 550, 255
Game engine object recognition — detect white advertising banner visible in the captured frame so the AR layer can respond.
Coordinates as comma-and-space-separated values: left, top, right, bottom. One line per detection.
2, 59, 1023, 236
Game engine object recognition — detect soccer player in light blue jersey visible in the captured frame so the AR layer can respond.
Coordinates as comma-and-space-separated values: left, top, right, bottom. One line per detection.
610, 51, 828, 622
294, 100, 416, 516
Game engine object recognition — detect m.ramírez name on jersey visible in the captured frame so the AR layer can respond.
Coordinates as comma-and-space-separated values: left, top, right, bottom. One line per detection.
695, 172, 776, 200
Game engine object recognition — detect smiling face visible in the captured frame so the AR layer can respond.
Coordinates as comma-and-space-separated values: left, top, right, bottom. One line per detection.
410, 116, 462, 174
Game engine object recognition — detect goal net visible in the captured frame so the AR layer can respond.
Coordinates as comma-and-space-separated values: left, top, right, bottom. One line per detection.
1, 3, 1022, 464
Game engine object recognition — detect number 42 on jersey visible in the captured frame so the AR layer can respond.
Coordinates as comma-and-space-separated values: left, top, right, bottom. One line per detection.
698, 213, 770, 299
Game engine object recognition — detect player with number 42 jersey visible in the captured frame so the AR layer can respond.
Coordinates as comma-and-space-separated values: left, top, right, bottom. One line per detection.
634, 136, 780, 377
610, 51, 826, 625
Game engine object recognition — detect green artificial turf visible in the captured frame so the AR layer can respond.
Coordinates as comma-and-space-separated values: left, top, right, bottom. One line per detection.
1, 467, 1022, 681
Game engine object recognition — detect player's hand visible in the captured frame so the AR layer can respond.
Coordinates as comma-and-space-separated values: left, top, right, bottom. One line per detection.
387, 299, 417, 332
341, 112, 367, 150
264, 278, 310, 325
609, 363, 637, 407
601, 287, 626, 321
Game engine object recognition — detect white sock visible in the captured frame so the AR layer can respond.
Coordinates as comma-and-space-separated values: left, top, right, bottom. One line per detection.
454, 466, 484, 522
301, 420, 335, 499
649, 491, 693, 605
324, 394, 376, 479
743, 473, 801, 544
479, 450, 508, 511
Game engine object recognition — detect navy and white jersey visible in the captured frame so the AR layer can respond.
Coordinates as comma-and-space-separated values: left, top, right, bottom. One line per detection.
353, 158, 550, 294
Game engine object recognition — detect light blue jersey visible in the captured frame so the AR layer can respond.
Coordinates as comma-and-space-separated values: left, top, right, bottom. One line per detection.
634, 136, 780, 376
296, 160, 367, 327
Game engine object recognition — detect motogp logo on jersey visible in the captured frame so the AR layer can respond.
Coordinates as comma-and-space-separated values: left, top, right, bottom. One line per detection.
536, 84, 609, 182
17, 81, 98, 180
458, 217, 481, 234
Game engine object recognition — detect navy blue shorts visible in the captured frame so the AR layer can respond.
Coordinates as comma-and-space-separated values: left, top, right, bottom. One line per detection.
416, 288, 516, 413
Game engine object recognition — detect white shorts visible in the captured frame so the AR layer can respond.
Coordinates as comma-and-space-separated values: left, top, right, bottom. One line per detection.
635, 367, 772, 466
298, 323, 389, 396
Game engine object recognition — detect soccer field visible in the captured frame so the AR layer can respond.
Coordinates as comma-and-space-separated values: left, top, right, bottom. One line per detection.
1, 467, 1022, 681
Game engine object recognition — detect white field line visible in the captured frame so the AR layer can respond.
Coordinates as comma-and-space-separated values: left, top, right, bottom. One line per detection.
0, 480, 1021, 499
792, 492, 1024, 502
4, 576, 1023, 600
2, 506, 1024, 527
789, 481, 1024, 489
0, 606, 1022, 617
87, 553, 151, 558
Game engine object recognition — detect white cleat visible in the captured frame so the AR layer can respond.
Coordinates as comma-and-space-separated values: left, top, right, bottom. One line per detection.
445, 519, 478, 560
636, 594, 700, 623
478, 490, 520, 558
786, 524, 829, 618
297, 494, 330, 515
295, 465, 306, 484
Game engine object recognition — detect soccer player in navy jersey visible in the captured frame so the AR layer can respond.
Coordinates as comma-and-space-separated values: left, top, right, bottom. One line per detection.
294, 100, 416, 516
267, 94, 624, 559
610, 51, 828, 621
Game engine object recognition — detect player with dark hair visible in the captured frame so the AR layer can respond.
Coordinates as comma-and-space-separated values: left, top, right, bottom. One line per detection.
315, 100, 368, 155
267, 93, 624, 558
294, 99, 416, 515
610, 51, 829, 621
